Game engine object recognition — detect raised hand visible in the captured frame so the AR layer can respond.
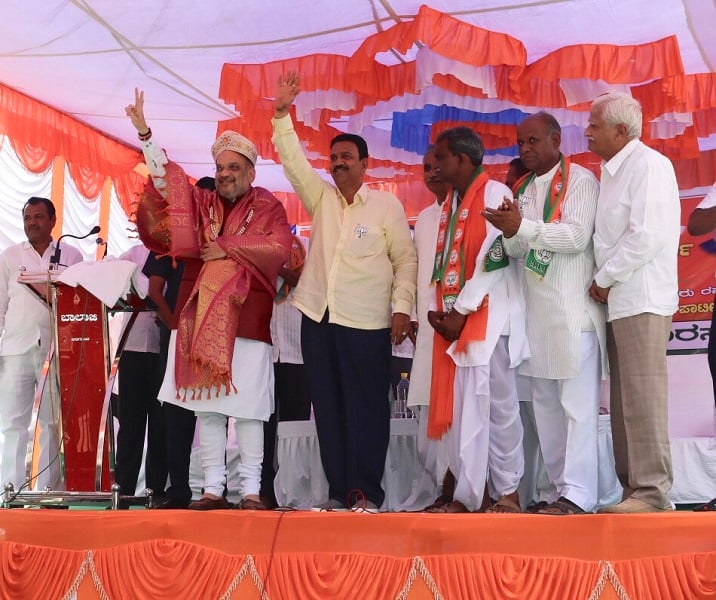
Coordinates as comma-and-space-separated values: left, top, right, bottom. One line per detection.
125, 87, 149, 133
274, 71, 300, 118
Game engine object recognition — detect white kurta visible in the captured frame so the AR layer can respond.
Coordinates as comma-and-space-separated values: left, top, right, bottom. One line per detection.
270, 236, 308, 365
407, 200, 441, 409
159, 331, 274, 421
503, 162, 607, 379
439, 180, 528, 509
0, 240, 83, 490
442, 180, 529, 369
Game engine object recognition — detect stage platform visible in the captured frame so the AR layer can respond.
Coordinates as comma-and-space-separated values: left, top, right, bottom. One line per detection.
0, 509, 714, 599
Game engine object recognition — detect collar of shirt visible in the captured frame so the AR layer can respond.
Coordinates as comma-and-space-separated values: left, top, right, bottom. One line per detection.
339, 183, 369, 207
602, 138, 640, 177
21, 239, 56, 258
534, 161, 560, 186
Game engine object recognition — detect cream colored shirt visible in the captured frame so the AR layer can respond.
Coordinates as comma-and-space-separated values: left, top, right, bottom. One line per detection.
271, 114, 417, 329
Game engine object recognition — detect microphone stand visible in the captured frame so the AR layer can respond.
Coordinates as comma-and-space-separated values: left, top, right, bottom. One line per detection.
49, 226, 101, 269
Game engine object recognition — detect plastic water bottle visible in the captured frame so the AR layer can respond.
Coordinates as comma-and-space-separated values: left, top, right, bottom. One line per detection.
394, 372, 410, 418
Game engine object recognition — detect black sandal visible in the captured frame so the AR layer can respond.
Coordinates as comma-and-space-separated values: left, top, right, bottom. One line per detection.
536, 496, 587, 515
693, 498, 716, 512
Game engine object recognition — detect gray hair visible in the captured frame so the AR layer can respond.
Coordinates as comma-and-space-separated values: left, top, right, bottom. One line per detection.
435, 127, 485, 167
591, 93, 642, 140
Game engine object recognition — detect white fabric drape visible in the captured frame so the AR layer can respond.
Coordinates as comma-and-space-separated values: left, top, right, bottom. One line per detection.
0, 136, 52, 250
274, 419, 430, 511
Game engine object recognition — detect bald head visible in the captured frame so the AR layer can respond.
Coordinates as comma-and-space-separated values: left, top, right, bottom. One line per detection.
517, 112, 562, 176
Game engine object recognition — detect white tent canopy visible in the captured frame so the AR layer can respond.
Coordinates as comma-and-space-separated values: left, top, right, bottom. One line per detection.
1, 0, 714, 193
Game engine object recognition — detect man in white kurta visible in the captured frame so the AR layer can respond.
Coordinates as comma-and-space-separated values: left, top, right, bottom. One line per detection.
428, 128, 528, 513
405, 147, 449, 507
485, 112, 606, 514
0, 197, 83, 492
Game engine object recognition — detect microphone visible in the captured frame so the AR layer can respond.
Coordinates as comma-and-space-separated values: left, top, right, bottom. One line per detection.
50, 225, 101, 268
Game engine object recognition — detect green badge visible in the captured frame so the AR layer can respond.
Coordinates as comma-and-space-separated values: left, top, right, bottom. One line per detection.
485, 236, 509, 272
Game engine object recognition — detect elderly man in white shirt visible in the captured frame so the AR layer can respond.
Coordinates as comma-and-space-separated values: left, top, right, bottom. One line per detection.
586, 93, 680, 514
484, 112, 606, 515
0, 196, 83, 493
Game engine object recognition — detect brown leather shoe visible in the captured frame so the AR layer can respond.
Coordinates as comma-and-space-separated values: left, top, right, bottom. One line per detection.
238, 497, 268, 510
597, 498, 673, 514
188, 496, 233, 510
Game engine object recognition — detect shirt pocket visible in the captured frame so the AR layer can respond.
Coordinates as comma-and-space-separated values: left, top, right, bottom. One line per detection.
348, 225, 386, 257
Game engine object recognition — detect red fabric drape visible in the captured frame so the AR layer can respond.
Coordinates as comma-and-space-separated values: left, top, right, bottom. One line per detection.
10, 139, 54, 173
218, 6, 715, 204
0, 82, 143, 211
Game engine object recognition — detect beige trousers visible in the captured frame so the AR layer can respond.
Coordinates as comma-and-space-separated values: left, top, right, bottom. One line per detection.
607, 313, 673, 509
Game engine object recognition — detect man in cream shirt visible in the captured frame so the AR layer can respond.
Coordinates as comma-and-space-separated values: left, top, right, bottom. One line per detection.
272, 72, 417, 512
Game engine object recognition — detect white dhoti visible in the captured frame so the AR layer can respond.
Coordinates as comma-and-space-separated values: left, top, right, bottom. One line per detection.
448, 336, 523, 511
487, 338, 525, 500
529, 331, 600, 512
158, 331, 273, 499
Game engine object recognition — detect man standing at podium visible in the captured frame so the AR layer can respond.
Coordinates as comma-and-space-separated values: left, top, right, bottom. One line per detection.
0, 196, 83, 492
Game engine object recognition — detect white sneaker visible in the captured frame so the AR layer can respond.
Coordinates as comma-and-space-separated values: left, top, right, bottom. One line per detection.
311, 498, 349, 512
350, 501, 379, 514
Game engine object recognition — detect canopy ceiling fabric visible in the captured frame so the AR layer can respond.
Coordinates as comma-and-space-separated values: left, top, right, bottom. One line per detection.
0, 0, 715, 223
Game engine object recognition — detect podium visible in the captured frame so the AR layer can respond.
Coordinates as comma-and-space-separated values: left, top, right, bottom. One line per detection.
3, 265, 146, 508
52, 281, 115, 492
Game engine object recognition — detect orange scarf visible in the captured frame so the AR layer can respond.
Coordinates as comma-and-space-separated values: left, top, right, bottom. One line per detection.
427, 170, 490, 440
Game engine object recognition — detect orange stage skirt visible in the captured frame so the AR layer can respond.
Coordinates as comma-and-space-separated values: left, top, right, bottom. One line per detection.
0, 510, 714, 599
